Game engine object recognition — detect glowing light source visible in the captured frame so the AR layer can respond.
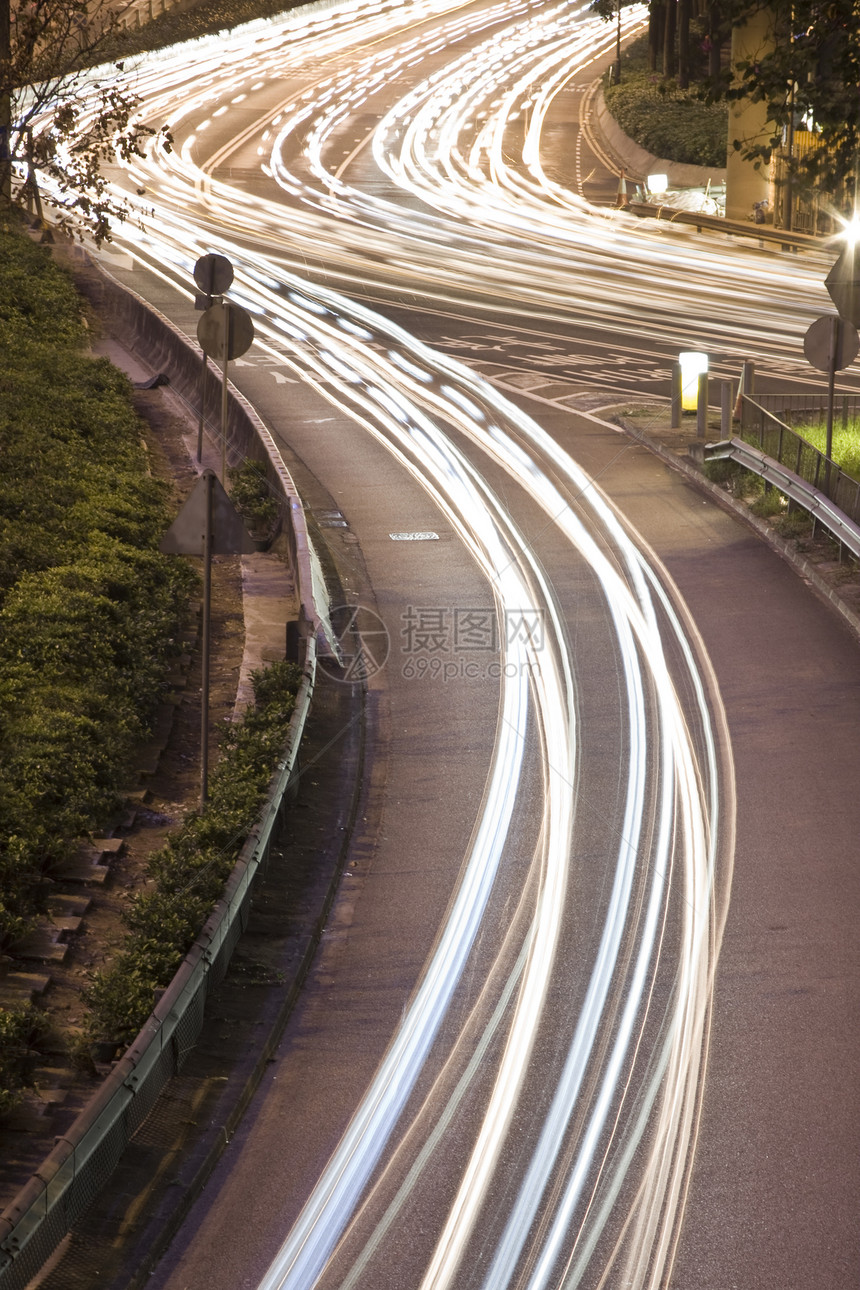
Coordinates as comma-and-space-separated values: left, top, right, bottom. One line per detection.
678, 350, 708, 412
838, 213, 860, 245
647, 173, 668, 197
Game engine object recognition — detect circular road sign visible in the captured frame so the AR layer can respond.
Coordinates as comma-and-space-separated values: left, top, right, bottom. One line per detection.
197, 301, 255, 362
193, 252, 233, 297
803, 315, 860, 373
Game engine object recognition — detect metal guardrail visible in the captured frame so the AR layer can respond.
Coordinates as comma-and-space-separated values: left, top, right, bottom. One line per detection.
704, 395, 860, 560
625, 201, 825, 251
0, 272, 322, 1290
705, 438, 860, 561
738, 395, 860, 530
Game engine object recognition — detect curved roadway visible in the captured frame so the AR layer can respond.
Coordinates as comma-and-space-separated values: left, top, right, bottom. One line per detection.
47, 0, 860, 1286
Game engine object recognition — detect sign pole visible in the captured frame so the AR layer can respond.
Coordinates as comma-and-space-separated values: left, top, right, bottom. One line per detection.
200, 470, 213, 810
826, 316, 838, 491
192, 253, 236, 465
803, 313, 858, 500
196, 258, 214, 463
159, 465, 257, 815
221, 306, 230, 484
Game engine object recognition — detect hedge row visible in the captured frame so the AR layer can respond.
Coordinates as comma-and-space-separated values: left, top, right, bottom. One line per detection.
83, 659, 302, 1049
0, 230, 195, 950
604, 32, 728, 170
0, 228, 198, 1110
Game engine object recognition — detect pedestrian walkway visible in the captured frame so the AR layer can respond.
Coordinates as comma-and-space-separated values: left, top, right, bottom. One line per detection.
92, 334, 299, 723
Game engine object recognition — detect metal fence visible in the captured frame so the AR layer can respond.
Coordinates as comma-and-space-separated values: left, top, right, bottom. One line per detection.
0, 270, 321, 1290
739, 394, 860, 532
751, 391, 860, 433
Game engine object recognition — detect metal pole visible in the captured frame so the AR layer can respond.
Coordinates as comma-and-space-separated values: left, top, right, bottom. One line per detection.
671, 362, 682, 429
696, 371, 708, 437
825, 316, 838, 495
197, 349, 207, 464
200, 471, 213, 811
220, 305, 230, 485
721, 380, 732, 437
197, 262, 216, 464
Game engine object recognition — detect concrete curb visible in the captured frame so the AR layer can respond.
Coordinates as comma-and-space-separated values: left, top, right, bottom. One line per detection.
614, 412, 860, 646
594, 86, 726, 189
74, 249, 322, 646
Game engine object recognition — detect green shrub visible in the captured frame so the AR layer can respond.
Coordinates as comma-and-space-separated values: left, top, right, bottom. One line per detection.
0, 1006, 48, 1116
83, 660, 303, 1047
0, 228, 196, 949
228, 458, 279, 532
604, 33, 728, 169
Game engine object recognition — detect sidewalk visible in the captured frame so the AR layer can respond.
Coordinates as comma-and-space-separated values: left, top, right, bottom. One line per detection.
93, 333, 300, 719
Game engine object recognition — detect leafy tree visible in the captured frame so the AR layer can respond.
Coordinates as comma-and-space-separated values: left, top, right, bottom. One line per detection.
595, 0, 857, 199
714, 0, 860, 195
0, 0, 170, 243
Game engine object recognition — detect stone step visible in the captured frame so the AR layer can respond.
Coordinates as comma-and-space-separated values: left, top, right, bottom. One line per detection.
46, 894, 91, 920
11, 928, 69, 964
51, 837, 124, 884
0, 971, 52, 1007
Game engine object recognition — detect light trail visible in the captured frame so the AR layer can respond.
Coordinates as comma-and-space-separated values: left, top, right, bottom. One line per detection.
30, 0, 746, 1283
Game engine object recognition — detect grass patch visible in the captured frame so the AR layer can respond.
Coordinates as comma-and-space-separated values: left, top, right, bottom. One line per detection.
750, 486, 787, 518
792, 419, 860, 480
604, 32, 727, 168
772, 509, 814, 541
703, 458, 764, 498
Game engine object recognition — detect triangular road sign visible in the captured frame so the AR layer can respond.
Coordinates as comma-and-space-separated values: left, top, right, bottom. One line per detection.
825, 246, 860, 329
160, 469, 257, 556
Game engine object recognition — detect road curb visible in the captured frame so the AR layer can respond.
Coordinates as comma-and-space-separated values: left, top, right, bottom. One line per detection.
614, 411, 860, 647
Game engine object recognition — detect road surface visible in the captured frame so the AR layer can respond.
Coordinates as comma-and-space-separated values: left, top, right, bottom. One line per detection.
33, 0, 860, 1285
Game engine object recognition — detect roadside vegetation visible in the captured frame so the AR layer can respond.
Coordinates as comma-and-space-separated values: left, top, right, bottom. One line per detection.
794, 420, 860, 481
603, 30, 727, 168
82, 659, 302, 1054
0, 228, 194, 950
107, 0, 303, 58
0, 225, 305, 1110
0, 225, 197, 1107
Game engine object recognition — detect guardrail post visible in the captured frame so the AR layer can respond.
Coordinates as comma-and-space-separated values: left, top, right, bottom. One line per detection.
721, 381, 732, 437
696, 372, 709, 437
671, 362, 682, 429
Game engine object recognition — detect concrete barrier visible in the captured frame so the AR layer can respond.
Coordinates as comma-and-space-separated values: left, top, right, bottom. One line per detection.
87, 263, 322, 648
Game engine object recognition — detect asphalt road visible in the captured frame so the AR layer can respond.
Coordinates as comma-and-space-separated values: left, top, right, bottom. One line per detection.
41, 0, 860, 1286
